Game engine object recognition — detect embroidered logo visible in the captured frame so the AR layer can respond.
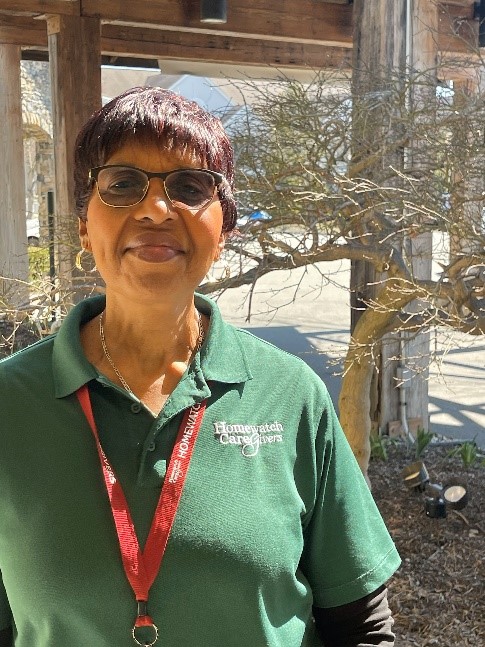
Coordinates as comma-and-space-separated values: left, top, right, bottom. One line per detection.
213, 421, 284, 457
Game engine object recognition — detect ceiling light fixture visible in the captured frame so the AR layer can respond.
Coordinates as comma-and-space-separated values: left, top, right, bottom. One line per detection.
200, 0, 227, 24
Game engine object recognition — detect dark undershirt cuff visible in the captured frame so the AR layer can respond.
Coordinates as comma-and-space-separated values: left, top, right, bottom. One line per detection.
0, 627, 12, 647
313, 585, 395, 647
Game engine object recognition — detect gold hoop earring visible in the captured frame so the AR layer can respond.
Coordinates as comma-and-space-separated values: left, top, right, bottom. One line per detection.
75, 248, 97, 272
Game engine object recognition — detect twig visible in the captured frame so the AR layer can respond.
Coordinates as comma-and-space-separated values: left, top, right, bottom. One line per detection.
451, 510, 485, 534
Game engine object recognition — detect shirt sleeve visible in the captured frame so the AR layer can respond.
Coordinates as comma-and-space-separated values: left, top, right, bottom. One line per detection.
299, 385, 401, 609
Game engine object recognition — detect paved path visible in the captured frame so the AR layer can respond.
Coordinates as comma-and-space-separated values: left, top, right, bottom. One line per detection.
215, 260, 485, 449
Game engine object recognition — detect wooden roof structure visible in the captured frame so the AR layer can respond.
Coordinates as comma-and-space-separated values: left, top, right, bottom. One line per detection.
0, 1, 480, 71
0, 0, 481, 300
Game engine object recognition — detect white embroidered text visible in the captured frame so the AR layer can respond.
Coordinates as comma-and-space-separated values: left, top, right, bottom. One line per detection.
213, 421, 284, 457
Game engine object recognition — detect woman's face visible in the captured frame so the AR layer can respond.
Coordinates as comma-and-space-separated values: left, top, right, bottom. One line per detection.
79, 141, 225, 302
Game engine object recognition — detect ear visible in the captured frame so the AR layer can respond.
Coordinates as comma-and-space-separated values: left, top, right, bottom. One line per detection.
213, 233, 226, 262
78, 218, 92, 252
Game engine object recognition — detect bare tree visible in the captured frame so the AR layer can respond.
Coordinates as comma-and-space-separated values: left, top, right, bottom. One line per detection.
199, 65, 485, 475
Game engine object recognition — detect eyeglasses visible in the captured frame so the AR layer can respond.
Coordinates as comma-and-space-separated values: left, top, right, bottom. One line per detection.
89, 165, 225, 211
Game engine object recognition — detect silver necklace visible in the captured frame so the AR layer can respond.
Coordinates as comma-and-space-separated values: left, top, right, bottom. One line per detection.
98, 310, 205, 397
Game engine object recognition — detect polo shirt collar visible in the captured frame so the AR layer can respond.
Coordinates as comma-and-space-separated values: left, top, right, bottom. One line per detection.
52, 293, 252, 399
53, 295, 105, 398
195, 293, 253, 384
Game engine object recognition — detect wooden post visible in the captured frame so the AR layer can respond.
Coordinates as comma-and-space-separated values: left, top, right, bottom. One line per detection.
350, 0, 435, 436
350, 0, 407, 430
350, 0, 407, 332
0, 43, 29, 308
450, 74, 485, 260
398, 0, 438, 433
47, 14, 101, 305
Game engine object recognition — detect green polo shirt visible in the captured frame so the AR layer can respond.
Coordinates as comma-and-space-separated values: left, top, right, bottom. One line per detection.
0, 294, 400, 647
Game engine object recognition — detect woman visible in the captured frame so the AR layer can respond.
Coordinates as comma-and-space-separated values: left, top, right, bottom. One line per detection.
0, 87, 400, 646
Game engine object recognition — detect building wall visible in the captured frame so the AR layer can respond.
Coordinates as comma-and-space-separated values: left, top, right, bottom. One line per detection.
21, 61, 53, 245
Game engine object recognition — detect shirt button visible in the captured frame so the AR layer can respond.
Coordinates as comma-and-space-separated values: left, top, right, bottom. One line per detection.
148, 442, 156, 452
131, 403, 142, 414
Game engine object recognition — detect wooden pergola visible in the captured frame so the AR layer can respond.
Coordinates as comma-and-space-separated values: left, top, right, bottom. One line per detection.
0, 0, 479, 297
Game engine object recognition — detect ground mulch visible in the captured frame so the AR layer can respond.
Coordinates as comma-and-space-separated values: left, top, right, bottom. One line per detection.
369, 442, 485, 646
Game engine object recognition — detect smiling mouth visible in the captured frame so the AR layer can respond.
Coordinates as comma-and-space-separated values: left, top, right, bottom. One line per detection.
126, 243, 183, 263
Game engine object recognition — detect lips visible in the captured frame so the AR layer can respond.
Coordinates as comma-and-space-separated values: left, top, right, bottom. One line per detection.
125, 232, 184, 263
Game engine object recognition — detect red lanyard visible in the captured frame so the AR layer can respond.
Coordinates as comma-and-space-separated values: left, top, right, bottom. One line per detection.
77, 384, 207, 646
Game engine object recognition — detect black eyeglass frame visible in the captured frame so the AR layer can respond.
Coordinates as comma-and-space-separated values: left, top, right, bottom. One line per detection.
88, 165, 226, 211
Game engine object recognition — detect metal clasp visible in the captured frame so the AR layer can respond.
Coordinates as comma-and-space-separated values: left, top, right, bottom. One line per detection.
132, 601, 158, 646
132, 622, 158, 647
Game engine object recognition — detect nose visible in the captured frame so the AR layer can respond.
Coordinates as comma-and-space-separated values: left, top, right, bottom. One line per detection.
132, 178, 178, 223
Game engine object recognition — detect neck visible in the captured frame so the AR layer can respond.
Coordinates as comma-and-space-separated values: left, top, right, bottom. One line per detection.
80, 292, 205, 414
103, 291, 201, 360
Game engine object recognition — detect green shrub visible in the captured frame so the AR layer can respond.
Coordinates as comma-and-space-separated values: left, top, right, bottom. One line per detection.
28, 246, 50, 283
414, 427, 434, 459
370, 433, 389, 461
447, 440, 483, 468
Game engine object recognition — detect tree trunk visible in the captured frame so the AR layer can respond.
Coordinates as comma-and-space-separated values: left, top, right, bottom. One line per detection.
340, 275, 421, 475
339, 340, 374, 475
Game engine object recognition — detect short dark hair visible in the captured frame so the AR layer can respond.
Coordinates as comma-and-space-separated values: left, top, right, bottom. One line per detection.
74, 86, 237, 232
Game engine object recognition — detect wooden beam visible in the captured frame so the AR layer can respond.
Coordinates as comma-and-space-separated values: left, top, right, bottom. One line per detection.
81, 0, 354, 45
0, 1, 478, 55
0, 0, 79, 16
0, 14, 46, 46
0, 0, 354, 46
80, 0, 474, 44
440, 53, 483, 81
47, 13, 101, 292
82, 0, 478, 49
0, 0, 476, 36
102, 24, 353, 69
438, 3, 478, 53
444, 0, 475, 8
0, 16, 353, 69
0, 13, 478, 65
